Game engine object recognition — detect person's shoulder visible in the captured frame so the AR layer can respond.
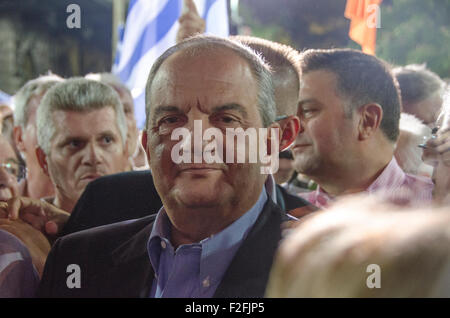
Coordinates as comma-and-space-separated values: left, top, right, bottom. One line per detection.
0, 229, 29, 255
56, 214, 156, 253
87, 170, 152, 188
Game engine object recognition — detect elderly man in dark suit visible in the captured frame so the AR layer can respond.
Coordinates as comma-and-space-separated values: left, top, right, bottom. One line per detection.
37, 35, 297, 298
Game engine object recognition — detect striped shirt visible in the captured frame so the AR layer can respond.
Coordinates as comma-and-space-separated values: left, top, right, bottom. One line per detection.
300, 157, 434, 209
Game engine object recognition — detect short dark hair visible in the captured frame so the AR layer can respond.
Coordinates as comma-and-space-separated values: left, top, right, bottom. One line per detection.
231, 35, 301, 116
299, 48, 401, 142
393, 64, 445, 106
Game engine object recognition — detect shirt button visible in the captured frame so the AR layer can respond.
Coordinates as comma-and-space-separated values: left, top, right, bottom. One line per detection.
202, 276, 210, 288
160, 240, 167, 249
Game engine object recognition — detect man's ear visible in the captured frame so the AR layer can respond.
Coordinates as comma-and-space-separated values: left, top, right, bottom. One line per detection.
35, 147, 49, 176
13, 126, 25, 152
279, 115, 300, 151
266, 122, 281, 156
141, 131, 150, 162
358, 103, 383, 140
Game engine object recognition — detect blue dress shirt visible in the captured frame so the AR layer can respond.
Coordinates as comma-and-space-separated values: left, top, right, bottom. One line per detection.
147, 188, 268, 298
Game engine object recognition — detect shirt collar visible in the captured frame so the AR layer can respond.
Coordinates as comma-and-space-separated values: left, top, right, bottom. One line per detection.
312, 157, 403, 207
366, 157, 406, 193
265, 174, 277, 204
147, 188, 268, 285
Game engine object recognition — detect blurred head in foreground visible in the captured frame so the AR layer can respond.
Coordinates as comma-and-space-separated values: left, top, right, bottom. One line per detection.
266, 196, 450, 297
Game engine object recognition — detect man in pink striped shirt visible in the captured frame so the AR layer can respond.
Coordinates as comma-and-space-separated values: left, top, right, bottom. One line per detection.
292, 49, 433, 209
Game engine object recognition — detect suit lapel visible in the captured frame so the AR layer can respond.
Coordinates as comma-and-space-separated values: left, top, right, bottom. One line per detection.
214, 200, 287, 298
91, 220, 155, 297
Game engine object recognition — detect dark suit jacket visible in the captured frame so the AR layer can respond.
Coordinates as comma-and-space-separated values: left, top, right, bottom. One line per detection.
61, 171, 163, 236
37, 199, 289, 298
62, 171, 310, 236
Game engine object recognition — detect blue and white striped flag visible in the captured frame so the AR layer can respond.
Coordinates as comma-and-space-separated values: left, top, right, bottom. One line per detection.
113, 0, 229, 129
0, 90, 11, 106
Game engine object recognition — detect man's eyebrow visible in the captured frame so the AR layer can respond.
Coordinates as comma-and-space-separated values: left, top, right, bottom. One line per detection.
151, 106, 182, 122
211, 103, 248, 118
98, 130, 119, 137
56, 135, 86, 147
298, 99, 321, 107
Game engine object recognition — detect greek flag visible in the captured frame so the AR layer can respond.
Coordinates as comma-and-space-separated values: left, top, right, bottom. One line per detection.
0, 90, 11, 106
113, 0, 229, 129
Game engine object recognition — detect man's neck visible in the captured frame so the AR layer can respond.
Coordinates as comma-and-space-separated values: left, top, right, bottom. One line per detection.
26, 165, 55, 199
53, 193, 76, 214
315, 155, 393, 198
168, 205, 245, 248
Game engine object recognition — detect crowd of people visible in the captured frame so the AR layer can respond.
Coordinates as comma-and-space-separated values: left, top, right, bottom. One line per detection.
0, 2, 449, 298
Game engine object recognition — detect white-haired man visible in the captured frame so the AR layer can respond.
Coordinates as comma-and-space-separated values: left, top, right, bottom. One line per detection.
35, 78, 130, 213
13, 74, 64, 199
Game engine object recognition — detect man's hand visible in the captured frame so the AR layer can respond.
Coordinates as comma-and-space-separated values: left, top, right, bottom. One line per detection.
0, 218, 51, 278
423, 127, 450, 161
0, 197, 70, 237
176, 0, 205, 43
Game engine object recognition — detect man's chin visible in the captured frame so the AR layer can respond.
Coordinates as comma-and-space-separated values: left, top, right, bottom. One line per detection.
173, 180, 226, 208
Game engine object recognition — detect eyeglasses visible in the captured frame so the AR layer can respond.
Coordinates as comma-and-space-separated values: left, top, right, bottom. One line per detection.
0, 162, 26, 181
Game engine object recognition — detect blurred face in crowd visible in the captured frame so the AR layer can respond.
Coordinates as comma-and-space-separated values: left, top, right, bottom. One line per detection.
15, 94, 42, 165
0, 136, 20, 201
292, 70, 359, 179
145, 49, 270, 235
273, 69, 299, 117
407, 92, 443, 127
38, 107, 129, 211
114, 86, 139, 156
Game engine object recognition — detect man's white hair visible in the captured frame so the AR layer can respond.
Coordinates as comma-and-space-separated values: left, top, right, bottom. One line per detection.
13, 74, 64, 128
37, 78, 128, 155
85, 73, 132, 98
394, 113, 433, 176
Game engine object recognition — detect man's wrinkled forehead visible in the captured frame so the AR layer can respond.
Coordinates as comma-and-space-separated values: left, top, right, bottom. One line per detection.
161, 50, 247, 83
149, 49, 257, 107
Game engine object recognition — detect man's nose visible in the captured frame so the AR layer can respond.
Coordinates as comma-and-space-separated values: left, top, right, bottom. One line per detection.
183, 116, 219, 162
297, 117, 306, 134
82, 143, 102, 166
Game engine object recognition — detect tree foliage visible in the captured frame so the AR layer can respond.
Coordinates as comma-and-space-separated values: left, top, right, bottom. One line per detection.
239, 0, 450, 78
377, 0, 450, 78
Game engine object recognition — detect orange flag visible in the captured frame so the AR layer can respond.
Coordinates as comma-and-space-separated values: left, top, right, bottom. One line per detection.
345, 0, 383, 55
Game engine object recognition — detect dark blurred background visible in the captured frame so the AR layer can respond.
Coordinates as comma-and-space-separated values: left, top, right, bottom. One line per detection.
0, 0, 449, 95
